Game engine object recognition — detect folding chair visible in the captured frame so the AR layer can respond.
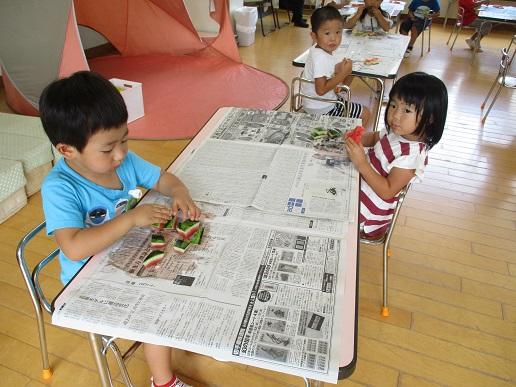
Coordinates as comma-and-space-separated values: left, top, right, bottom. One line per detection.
481, 44, 516, 123
290, 75, 352, 117
360, 183, 412, 317
16, 221, 141, 386
244, 1, 280, 36
446, 6, 466, 50
443, 0, 457, 28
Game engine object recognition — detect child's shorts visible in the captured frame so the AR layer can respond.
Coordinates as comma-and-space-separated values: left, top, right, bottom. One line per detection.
325, 96, 363, 118
400, 17, 429, 35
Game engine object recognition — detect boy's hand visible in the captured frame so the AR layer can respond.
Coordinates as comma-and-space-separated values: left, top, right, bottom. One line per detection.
335, 59, 353, 80
129, 204, 172, 227
171, 187, 201, 220
344, 137, 367, 169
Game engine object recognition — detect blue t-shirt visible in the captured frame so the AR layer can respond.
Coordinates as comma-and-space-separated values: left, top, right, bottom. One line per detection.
41, 151, 161, 285
409, 0, 440, 19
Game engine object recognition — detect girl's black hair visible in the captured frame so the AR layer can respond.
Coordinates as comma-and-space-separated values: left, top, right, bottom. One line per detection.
39, 71, 128, 153
311, 5, 343, 32
384, 72, 448, 149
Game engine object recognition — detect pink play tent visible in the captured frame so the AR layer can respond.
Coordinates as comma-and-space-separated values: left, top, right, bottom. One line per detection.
0, 0, 288, 139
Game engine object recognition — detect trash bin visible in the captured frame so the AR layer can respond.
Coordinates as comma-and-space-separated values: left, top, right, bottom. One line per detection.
234, 6, 258, 46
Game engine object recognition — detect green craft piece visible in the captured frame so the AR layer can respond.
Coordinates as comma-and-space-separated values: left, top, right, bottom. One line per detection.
327, 128, 342, 139
143, 250, 165, 268
151, 234, 165, 246
190, 227, 204, 245
173, 239, 191, 253
177, 219, 199, 231
311, 127, 327, 140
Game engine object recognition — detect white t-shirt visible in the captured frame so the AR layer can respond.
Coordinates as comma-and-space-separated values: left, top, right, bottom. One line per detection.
301, 45, 340, 115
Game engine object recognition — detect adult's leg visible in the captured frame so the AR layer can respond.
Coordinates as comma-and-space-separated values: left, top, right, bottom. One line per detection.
290, 0, 308, 26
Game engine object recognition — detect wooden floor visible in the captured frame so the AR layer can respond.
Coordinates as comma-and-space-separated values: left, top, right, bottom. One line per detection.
1, 15, 515, 387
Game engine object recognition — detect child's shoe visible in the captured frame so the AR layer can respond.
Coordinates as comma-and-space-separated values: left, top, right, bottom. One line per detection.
151, 375, 192, 387
465, 38, 475, 50
403, 47, 412, 58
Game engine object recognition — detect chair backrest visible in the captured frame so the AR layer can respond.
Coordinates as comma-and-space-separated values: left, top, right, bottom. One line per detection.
17, 221, 59, 314
290, 73, 352, 117
16, 221, 139, 386
499, 47, 512, 84
507, 34, 516, 66
360, 182, 412, 245
456, 6, 464, 26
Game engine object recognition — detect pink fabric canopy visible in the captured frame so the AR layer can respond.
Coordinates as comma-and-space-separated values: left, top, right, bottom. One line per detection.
0, 0, 288, 139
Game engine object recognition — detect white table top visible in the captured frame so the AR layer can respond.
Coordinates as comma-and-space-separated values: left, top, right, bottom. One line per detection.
339, 0, 406, 18
478, 4, 516, 22
293, 32, 410, 79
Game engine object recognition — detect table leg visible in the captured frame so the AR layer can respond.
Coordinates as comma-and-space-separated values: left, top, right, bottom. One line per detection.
306, 378, 323, 387
88, 332, 112, 387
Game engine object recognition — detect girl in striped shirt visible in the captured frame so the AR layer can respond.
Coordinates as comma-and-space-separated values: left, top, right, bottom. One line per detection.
344, 72, 448, 237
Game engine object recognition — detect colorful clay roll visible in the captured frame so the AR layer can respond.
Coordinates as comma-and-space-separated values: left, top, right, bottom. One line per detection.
143, 250, 165, 268
150, 234, 166, 248
173, 239, 191, 253
177, 220, 200, 240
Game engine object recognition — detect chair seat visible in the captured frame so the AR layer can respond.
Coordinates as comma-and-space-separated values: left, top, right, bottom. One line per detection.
359, 230, 387, 245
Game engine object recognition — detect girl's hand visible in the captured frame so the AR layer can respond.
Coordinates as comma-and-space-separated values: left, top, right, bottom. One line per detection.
129, 204, 172, 227
171, 188, 201, 220
371, 7, 382, 17
345, 137, 367, 168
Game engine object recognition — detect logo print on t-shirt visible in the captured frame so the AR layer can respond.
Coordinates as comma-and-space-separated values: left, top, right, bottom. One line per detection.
115, 198, 129, 217
86, 206, 108, 226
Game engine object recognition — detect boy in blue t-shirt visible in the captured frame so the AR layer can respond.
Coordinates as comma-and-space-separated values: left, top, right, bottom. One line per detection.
40, 71, 199, 387
399, 0, 440, 57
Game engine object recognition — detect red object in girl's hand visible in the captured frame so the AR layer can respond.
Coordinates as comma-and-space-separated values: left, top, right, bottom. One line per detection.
345, 125, 365, 144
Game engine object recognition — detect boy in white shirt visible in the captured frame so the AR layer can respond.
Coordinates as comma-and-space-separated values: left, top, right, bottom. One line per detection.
301, 6, 370, 124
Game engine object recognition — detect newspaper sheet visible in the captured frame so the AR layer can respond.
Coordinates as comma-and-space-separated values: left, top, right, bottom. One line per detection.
52, 108, 358, 383
176, 139, 357, 221
53, 218, 348, 382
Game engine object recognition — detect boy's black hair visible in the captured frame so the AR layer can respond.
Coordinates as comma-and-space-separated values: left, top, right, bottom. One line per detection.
311, 5, 343, 32
39, 71, 128, 152
385, 72, 447, 149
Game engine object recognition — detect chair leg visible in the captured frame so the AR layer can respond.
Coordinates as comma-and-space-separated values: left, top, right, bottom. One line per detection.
258, 5, 266, 36
105, 339, 135, 387
481, 77, 499, 109
35, 304, 53, 379
381, 242, 390, 317
446, 25, 455, 45
420, 30, 424, 57
428, 26, 431, 52
481, 84, 503, 123
450, 26, 462, 51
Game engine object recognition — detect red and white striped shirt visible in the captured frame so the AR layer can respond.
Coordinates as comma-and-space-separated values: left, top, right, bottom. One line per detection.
360, 129, 428, 237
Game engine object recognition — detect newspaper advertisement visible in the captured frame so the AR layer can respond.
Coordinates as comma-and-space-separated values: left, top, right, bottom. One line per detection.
52, 108, 358, 383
